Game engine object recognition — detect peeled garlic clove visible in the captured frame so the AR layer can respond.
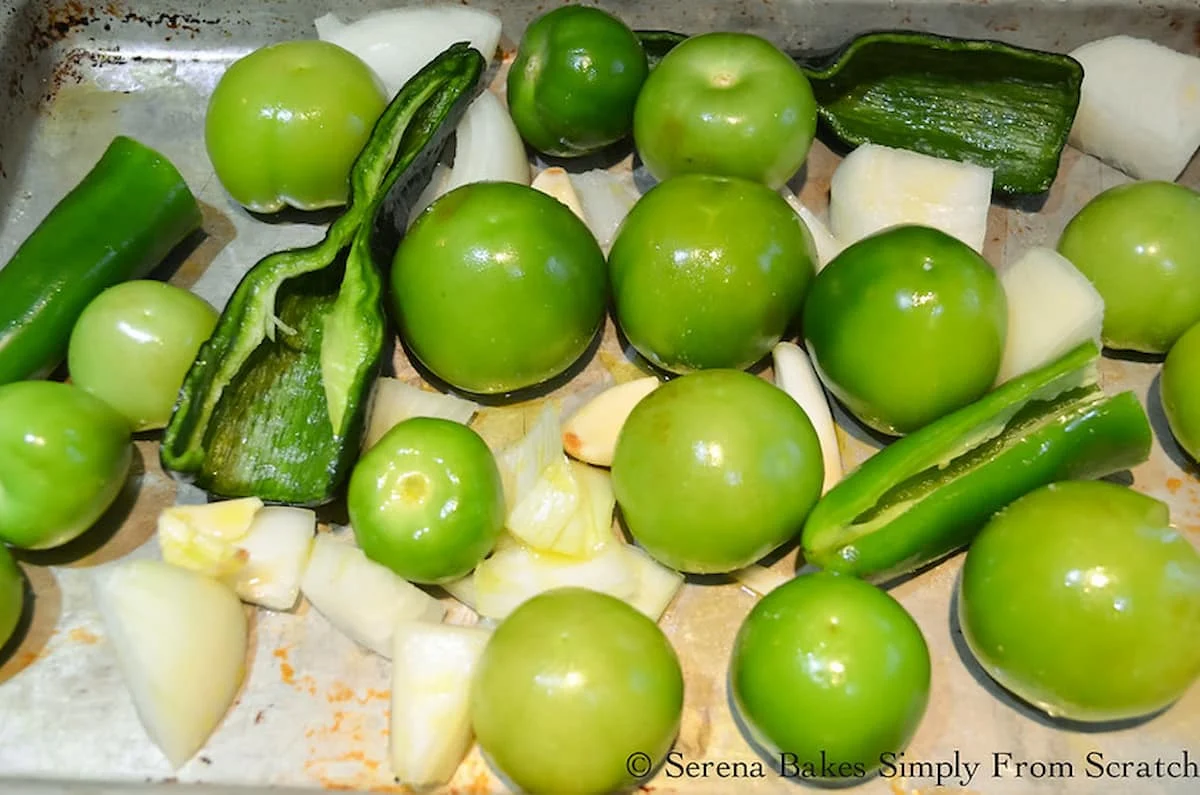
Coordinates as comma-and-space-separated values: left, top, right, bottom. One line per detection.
532, 166, 587, 221
562, 377, 660, 467
772, 342, 842, 494
95, 560, 247, 769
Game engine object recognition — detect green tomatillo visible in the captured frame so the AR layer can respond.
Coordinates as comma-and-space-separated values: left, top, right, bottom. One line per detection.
391, 181, 607, 395
730, 571, 931, 781
1162, 319, 1200, 461
633, 32, 818, 188
68, 281, 218, 432
0, 545, 22, 650
803, 224, 1007, 436
959, 480, 1200, 722
471, 587, 684, 795
0, 381, 132, 550
205, 40, 387, 213
611, 369, 823, 573
506, 6, 648, 157
1058, 181, 1200, 354
348, 417, 504, 584
608, 173, 817, 374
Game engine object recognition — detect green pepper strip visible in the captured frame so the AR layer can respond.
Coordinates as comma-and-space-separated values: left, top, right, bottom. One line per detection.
634, 30, 1082, 194
162, 43, 485, 506
801, 341, 1153, 583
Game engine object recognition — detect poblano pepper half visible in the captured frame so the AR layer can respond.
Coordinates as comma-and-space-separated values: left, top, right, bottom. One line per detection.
161, 43, 485, 506
801, 341, 1152, 583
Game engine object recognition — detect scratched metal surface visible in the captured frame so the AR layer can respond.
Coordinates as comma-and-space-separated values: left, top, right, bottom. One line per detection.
0, 1, 1198, 793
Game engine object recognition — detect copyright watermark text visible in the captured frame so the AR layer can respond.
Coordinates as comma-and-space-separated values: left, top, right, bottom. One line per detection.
624, 749, 1199, 787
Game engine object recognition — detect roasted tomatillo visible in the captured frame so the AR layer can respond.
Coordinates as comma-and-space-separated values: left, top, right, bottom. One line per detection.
0, 381, 131, 550
1058, 181, 1200, 354
69, 281, 218, 432
348, 417, 504, 584
1162, 319, 1200, 461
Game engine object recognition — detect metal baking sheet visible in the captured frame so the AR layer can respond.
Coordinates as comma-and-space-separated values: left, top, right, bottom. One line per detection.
0, 1, 1197, 792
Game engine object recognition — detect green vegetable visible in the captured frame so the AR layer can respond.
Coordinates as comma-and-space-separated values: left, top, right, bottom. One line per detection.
0, 545, 23, 650
959, 481, 1200, 723
471, 588, 684, 795
161, 43, 484, 505
801, 341, 1152, 583
348, 417, 504, 584
0, 381, 132, 551
205, 40, 388, 213
507, 5, 648, 157
731, 572, 930, 781
68, 281, 219, 432
0, 136, 202, 385
636, 30, 1082, 194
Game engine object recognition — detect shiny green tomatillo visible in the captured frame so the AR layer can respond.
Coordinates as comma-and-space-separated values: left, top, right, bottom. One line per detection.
0, 381, 132, 550
507, 6, 648, 157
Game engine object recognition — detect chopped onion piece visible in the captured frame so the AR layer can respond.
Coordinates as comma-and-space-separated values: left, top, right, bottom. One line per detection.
622, 544, 685, 621
570, 169, 641, 251
497, 403, 564, 514
365, 377, 479, 450
772, 342, 842, 493
444, 92, 530, 191
441, 574, 478, 611
300, 533, 445, 658
234, 507, 316, 611
95, 560, 247, 769
829, 142, 993, 253
995, 247, 1105, 385
1069, 36, 1200, 182
315, 7, 502, 98
157, 498, 263, 579
473, 541, 639, 620
390, 620, 491, 788
157, 498, 315, 610
506, 457, 583, 553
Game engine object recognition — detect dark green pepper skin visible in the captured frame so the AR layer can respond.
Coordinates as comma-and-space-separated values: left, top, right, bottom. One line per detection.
801, 343, 1153, 583
0, 136, 202, 384
636, 29, 1082, 194
162, 43, 485, 506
